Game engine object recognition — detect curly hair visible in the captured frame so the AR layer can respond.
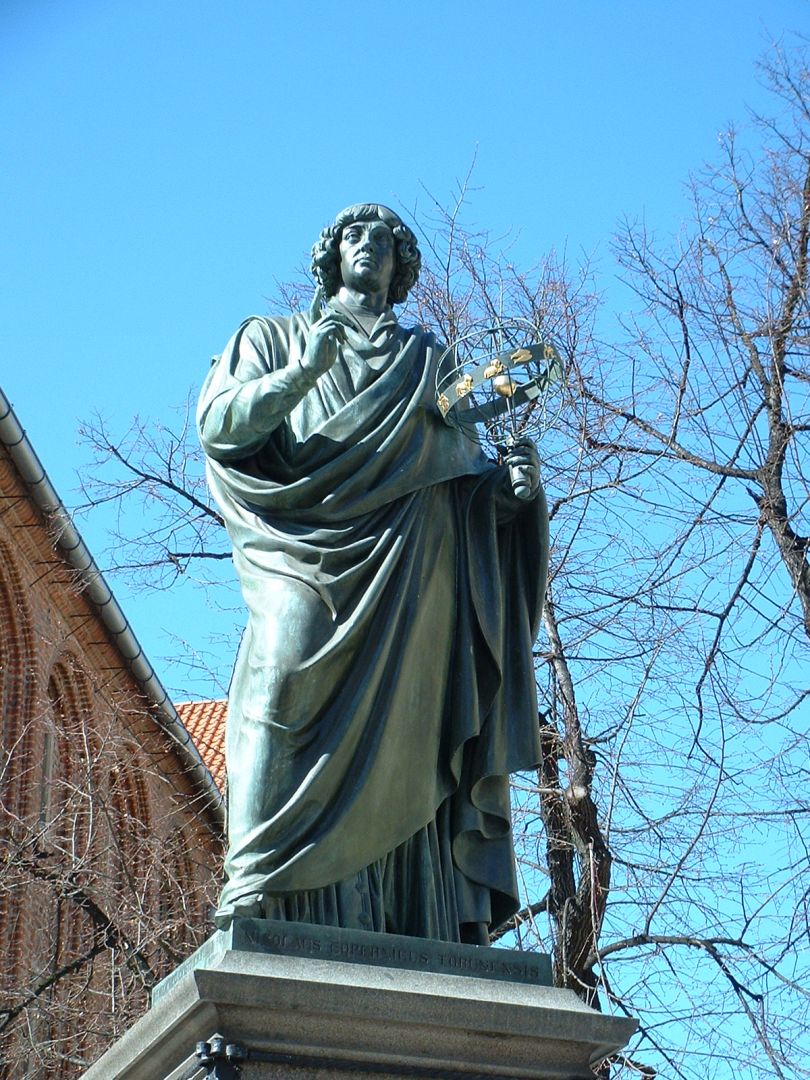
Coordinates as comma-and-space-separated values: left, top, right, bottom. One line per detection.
311, 204, 421, 305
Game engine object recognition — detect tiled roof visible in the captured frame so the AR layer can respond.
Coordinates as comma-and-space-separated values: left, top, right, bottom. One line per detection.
176, 699, 227, 793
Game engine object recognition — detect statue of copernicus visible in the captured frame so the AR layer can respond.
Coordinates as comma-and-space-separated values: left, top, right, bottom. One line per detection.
197, 203, 548, 945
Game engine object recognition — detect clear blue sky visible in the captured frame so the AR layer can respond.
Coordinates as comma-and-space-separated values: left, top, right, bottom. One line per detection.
2, 0, 807, 696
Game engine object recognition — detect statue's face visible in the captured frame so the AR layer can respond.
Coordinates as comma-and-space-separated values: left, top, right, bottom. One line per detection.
338, 220, 396, 297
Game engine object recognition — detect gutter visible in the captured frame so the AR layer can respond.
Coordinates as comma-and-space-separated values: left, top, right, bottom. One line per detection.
0, 385, 224, 827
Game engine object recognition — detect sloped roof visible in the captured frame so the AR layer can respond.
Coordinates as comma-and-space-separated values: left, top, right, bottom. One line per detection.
0, 385, 224, 824
176, 699, 227, 793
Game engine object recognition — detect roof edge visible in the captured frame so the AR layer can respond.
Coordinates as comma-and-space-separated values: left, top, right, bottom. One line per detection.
0, 386, 224, 826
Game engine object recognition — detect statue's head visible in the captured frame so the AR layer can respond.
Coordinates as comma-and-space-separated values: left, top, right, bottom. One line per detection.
311, 204, 421, 305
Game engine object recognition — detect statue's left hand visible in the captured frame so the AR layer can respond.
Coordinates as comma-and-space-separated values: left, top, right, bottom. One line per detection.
503, 439, 540, 501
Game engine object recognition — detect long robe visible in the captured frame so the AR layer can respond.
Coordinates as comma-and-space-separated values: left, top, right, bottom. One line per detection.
197, 305, 548, 940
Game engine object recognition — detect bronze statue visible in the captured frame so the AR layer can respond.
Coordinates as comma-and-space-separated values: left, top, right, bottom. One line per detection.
197, 204, 548, 944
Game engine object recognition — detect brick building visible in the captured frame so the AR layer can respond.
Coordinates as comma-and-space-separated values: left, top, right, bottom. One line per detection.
0, 387, 226, 1077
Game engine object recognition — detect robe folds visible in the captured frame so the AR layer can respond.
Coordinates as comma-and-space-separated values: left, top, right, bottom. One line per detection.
197, 305, 548, 940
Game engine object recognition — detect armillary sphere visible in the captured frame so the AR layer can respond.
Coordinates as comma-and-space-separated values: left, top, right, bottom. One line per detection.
435, 319, 564, 449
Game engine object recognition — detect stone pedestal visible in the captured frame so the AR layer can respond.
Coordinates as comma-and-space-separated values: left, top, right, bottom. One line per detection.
81, 921, 636, 1079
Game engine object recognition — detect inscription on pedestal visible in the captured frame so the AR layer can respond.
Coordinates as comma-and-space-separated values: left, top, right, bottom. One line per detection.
152, 919, 552, 1006
248, 924, 546, 981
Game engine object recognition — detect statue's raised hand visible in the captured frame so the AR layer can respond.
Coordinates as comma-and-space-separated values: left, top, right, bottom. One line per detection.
503, 439, 540, 501
300, 312, 353, 378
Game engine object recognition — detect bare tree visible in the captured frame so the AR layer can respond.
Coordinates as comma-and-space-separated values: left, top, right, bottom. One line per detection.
0, 689, 222, 1078
73, 45, 810, 1079
77, 398, 228, 591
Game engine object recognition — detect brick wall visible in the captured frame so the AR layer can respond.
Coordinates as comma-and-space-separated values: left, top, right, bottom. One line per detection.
0, 446, 224, 1078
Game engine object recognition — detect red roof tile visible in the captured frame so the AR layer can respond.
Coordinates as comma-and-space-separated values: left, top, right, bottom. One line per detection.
176, 699, 227, 793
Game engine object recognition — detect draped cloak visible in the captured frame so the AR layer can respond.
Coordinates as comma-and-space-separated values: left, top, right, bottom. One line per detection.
197, 306, 548, 939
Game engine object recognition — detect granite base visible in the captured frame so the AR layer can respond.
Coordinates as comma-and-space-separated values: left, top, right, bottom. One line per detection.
81, 921, 636, 1080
